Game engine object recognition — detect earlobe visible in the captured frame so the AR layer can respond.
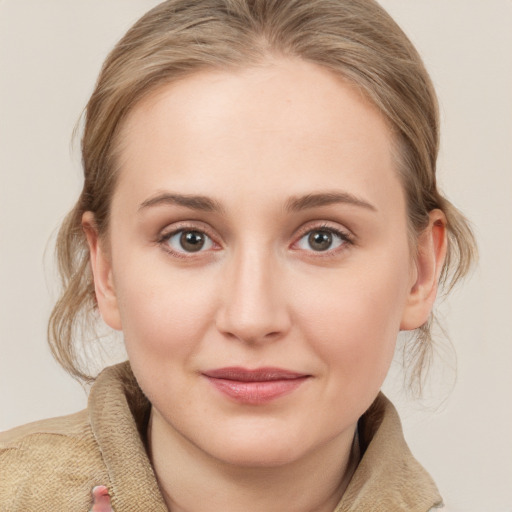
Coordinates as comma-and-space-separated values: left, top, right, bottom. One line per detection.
400, 209, 447, 331
82, 212, 122, 331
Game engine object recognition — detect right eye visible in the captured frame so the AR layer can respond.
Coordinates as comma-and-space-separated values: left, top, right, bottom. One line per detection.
164, 230, 215, 254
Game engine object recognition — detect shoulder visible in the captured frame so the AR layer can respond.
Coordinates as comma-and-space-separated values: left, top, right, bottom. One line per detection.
0, 410, 110, 511
0, 409, 90, 448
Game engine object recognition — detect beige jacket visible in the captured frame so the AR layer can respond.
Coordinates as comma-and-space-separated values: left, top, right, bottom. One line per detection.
0, 362, 443, 511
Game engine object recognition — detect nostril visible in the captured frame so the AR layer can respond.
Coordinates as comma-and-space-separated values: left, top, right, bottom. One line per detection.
218, 325, 286, 345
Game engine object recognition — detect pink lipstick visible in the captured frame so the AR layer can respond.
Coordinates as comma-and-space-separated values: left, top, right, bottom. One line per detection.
202, 367, 310, 404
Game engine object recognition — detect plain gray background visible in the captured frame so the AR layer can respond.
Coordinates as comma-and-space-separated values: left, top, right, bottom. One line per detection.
1, 1, 511, 510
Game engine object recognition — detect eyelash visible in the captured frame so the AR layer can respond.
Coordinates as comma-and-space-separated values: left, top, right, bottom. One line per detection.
156, 223, 354, 259
157, 222, 219, 259
292, 224, 354, 257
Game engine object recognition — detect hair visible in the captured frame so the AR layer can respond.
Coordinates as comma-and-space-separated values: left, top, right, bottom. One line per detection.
49, 0, 476, 390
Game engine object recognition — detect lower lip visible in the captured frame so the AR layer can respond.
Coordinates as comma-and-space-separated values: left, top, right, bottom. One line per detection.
205, 377, 309, 405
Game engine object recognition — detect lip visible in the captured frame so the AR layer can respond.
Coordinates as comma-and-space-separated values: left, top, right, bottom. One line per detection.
202, 367, 310, 404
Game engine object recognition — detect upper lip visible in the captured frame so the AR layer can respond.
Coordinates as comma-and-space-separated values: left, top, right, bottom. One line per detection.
202, 367, 309, 382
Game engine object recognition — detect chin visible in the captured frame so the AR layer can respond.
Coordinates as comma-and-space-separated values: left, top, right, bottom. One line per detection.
212, 442, 305, 469
198, 424, 315, 469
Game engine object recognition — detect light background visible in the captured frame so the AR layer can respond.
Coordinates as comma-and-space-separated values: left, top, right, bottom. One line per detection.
0, 1, 511, 510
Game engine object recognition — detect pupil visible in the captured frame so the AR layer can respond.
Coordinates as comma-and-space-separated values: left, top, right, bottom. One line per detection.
309, 231, 332, 251
180, 231, 205, 252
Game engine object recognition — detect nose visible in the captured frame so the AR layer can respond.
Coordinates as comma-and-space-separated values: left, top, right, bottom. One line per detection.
215, 246, 291, 344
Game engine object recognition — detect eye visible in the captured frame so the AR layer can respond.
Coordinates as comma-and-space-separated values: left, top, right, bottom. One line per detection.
165, 230, 215, 253
295, 228, 349, 253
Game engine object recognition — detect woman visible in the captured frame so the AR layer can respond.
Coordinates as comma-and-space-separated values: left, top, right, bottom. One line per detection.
0, 0, 476, 510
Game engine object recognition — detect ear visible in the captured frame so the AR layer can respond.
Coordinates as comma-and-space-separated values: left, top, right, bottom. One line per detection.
400, 209, 448, 331
82, 212, 122, 331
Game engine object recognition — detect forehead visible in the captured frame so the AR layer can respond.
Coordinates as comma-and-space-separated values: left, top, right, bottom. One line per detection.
113, 57, 403, 215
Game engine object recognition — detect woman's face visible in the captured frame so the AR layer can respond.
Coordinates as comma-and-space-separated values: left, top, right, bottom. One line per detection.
90, 57, 427, 467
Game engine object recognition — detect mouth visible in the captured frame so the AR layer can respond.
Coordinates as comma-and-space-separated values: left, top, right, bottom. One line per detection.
202, 367, 311, 404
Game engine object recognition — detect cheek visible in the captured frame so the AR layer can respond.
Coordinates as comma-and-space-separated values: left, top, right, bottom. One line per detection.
292, 251, 412, 393
111, 255, 218, 365
115, 273, 219, 414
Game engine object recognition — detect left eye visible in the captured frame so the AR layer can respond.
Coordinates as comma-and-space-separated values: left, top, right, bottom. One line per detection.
165, 230, 214, 253
295, 229, 347, 252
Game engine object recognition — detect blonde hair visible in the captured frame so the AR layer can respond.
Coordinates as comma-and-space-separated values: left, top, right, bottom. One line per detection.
49, 0, 476, 387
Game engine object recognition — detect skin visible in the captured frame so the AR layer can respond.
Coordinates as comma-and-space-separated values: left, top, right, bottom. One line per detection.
84, 57, 446, 512
90, 486, 113, 512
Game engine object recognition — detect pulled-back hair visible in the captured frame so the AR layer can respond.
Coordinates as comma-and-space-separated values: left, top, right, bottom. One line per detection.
49, 0, 476, 389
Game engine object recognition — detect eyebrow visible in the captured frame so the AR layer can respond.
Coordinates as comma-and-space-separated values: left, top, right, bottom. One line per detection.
285, 191, 377, 212
138, 193, 224, 213
138, 190, 376, 215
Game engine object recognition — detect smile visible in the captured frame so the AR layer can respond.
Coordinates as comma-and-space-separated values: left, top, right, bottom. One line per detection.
202, 367, 311, 405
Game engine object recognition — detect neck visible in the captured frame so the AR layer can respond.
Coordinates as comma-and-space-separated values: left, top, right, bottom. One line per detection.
147, 409, 360, 512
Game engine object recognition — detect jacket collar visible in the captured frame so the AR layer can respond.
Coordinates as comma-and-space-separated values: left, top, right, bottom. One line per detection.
334, 393, 443, 511
89, 362, 442, 511
89, 362, 168, 510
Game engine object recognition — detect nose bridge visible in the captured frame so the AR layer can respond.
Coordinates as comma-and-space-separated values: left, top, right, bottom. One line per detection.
216, 242, 289, 343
